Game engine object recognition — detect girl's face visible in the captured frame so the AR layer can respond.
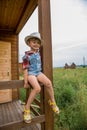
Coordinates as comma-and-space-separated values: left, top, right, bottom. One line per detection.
27, 38, 41, 51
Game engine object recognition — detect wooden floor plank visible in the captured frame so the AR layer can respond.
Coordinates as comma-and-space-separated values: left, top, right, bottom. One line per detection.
1, 104, 8, 124
7, 103, 17, 122
13, 101, 23, 119
5, 103, 11, 122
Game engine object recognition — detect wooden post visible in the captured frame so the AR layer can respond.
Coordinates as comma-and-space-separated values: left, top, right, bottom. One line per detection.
38, 0, 54, 130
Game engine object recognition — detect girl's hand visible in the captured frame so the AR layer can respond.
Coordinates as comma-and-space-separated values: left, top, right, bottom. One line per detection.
24, 82, 29, 88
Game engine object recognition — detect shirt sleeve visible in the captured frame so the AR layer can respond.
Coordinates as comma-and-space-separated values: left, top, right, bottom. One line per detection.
22, 54, 29, 69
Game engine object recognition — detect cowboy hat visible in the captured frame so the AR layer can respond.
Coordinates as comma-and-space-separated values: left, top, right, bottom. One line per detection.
25, 32, 41, 45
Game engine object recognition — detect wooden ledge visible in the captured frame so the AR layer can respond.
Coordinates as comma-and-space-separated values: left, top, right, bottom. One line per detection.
0, 80, 24, 89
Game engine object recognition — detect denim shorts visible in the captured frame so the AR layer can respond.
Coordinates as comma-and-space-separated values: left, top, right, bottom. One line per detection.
28, 71, 42, 76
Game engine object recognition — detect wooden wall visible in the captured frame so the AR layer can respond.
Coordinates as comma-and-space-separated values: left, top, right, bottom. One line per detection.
0, 33, 19, 100
19, 63, 23, 75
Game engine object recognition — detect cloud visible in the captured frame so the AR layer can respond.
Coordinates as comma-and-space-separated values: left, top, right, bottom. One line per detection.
53, 40, 87, 52
51, 0, 87, 44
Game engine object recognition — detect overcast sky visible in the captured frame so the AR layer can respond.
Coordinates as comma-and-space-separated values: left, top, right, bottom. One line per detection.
19, 0, 87, 67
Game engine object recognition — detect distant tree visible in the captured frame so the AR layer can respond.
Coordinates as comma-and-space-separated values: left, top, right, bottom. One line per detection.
64, 63, 70, 69
64, 62, 76, 69
70, 62, 76, 69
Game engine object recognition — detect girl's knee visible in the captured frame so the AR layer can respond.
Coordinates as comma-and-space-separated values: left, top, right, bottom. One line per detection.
34, 86, 41, 94
46, 80, 52, 88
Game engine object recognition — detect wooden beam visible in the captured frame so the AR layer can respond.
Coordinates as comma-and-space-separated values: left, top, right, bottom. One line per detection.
0, 80, 24, 90
30, 106, 40, 116
34, 98, 41, 106
38, 0, 53, 79
38, 0, 54, 130
15, 0, 38, 34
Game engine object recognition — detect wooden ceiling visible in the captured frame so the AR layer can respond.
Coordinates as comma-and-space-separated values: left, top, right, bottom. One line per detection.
0, 0, 38, 34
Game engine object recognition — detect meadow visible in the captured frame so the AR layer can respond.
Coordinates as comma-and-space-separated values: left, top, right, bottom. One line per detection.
53, 67, 87, 130
20, 67, 87, 130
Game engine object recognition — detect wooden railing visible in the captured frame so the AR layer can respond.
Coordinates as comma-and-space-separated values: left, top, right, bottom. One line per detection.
0, 80, 45, 130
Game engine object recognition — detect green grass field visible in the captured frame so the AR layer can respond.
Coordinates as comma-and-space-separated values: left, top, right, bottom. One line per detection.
53, 67, 87, 130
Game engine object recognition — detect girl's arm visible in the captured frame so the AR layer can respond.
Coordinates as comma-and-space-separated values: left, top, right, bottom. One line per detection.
22, 51, 30, 88
23, 69, 29, 88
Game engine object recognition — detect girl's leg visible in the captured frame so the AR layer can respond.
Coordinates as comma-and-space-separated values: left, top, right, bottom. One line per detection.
25, 75, 41, 110
37, 73, 59, 114
37, 73, 55, 102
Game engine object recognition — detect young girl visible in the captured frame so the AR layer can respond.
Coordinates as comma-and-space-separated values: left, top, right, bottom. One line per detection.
22, 32, 59, 123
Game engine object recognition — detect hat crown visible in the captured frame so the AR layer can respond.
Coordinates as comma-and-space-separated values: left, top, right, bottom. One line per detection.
30, 32, 41, 39
25, 32, 41, 45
